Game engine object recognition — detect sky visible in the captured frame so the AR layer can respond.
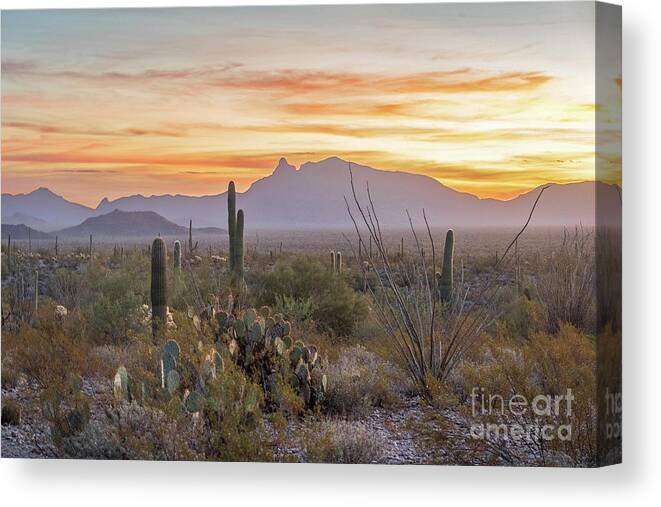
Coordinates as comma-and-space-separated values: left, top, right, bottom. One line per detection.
1, 3, 621, 207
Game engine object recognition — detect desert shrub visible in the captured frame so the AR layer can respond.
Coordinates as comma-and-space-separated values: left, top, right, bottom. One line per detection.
193, 365, 272, 462
451, 324, 597, 466
87, 269, 145, 344
498, 295, 548, 341
2, 398, 22, 426
2, 304, 95, 390
50, 268, 86, 309
64, 403, 196, 460
273, 294, 313, 323
536, 227, 595, 333
1, 364, 20, 390
313, 281, 368, 336
253, 257, 367, 336
323, 345, 407, 418
302, 419, 385, 463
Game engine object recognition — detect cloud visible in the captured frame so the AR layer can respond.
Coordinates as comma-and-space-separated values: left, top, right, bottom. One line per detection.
1, 148, 280, 170
2, 60, 551, 97
217, 68, 552, 95
3, 120, 187, 138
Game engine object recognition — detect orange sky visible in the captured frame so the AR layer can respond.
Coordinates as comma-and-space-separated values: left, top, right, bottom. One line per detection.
1, 4, 621, 207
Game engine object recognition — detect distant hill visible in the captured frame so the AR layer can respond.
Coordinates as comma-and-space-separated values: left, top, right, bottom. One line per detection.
2, 157, 621, 229
1, 187, 93, 230
2, 212, 56, 232
55, 210, 225, 238
1, 223, 52, 240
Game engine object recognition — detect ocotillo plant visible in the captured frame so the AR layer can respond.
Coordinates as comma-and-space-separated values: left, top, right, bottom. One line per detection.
439, 229, 454, 303
173, 240, 182, 270
228, 181, 236, 271
151, 237, 168, 340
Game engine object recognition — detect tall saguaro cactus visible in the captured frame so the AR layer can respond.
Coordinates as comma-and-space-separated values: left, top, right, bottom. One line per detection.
330, 251, 336, 273
227, 181, 245, 288
440, 229, 454, 303
187, 219, 198, 257
228, 181, 236, 271
173, 240, 182, 270
34, 268, 39, 313
234, 209, 245, 286
151, 237, 168, 340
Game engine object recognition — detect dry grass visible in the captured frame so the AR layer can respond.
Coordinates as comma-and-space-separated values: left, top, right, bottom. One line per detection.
535, 227, 595, 333
323, 345, 409, 418
301, 418, 386, 463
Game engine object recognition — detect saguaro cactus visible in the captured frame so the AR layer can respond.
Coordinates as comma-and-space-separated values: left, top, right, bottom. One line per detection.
440, 229, 454, 303
330, 251, 336, 273
227, 181, 245, 288
7, 234, 11, 273
228, 181, 236, 271
173, 240, 182, 270
336, 251, 342, 273
89, 235, 93, 264
234, 209, 245, 286
187, 219, 198, 257
54, 236, 58, 258
34, 269, 39, 313
151, 237, 168, 339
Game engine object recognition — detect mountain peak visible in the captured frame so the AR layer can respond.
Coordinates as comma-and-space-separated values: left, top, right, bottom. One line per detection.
32, 187, 59, 197
273, 157, 296, 177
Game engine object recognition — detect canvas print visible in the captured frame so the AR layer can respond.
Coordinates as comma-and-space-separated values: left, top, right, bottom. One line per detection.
0, 2, 621, 466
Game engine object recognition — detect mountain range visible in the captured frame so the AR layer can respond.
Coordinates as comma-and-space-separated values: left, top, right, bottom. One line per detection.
1, 209, 223, 240
1, 156, 621, 230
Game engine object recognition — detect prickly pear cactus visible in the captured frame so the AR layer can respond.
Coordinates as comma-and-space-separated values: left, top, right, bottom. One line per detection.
166, 369, 181, 394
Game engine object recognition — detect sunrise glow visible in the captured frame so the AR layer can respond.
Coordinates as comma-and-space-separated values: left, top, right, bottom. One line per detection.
1, 4, 621, 207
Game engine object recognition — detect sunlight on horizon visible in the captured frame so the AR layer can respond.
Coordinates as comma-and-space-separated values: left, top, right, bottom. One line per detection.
1, 4, 621, 207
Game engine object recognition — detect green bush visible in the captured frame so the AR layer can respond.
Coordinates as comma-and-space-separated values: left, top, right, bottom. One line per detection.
253, 257, 367, 336
87, 269, 145, 344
